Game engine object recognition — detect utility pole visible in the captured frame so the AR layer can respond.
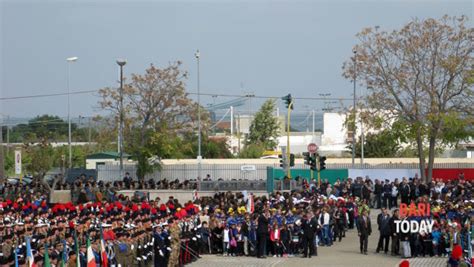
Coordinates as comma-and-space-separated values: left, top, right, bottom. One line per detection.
312, 109, 315, 141
361, 114, 365, 166
88, 117, 92, 145
116, 59, 127, 179
66, 56, 78, 169
6, 116, 9, 153
352, 50, 357, 168
282, 94, 294, 178
195, 50, 202, 189
237, 113, 241, 153
230, 106, 234, 136
0, 117, 4, 182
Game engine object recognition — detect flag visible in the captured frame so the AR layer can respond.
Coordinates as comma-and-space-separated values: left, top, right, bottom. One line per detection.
100, 225, 108, 267
74, 231, 81, 267
61, 239, 68, 267
246, 193, 254, 214
26, 236, 36, 267
44, 244, 51, 267
87, 237, 97, 267
468, 230, 472, 266
14, 246, 19, 267
242, 191, 249, 202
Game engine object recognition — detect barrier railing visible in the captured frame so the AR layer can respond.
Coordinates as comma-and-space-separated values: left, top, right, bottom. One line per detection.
199, 180, 267, 191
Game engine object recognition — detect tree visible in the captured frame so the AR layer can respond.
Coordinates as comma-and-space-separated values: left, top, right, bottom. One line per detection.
9, 115, 77, 142
203, 137, 233, 159
239, 143, 266, 158
246, 99, 280, 150
99, 62, 210, 180
342, 16, 474, 182
23, 139, 53, 181
348, 129, 401, 158
90, 116, 117, 152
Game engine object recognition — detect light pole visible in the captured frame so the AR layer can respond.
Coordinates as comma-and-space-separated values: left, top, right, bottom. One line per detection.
352, 50, 357, 168
361, 113, 365, 166
116, 59, 127, 179
0, 115, 4, 181
66, 56, 78, 169
195, 50, 202, 187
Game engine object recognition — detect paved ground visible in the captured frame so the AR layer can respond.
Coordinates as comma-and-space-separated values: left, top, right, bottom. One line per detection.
188, 211, 448, 267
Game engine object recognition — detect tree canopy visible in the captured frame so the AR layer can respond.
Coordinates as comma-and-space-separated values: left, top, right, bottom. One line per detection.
343, 15, 474, 182
246, 99, 280, 150
98, 62, 214, 179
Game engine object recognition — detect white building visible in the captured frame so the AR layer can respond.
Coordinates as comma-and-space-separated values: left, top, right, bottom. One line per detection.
86, 151, 132, 169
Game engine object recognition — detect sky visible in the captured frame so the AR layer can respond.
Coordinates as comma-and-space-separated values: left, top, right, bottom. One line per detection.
0, 0, 472, 122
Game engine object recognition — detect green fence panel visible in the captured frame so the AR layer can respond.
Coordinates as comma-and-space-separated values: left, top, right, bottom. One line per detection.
267, 167, 349, 186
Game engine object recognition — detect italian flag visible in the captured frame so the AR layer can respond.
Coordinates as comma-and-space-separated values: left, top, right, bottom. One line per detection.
87, 237, 97, 267
100, 227, 108, 267
246, 193, 254, 214
74, 232, 81, 267
26, 237, 37, 267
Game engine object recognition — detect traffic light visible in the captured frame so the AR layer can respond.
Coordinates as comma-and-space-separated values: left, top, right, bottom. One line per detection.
281, 94, 293, 110
310, 156, 317, 171
279, 154, 287, 168
319, 156, 327, 171
289, 153, 295, 167
303, 152, 310, 165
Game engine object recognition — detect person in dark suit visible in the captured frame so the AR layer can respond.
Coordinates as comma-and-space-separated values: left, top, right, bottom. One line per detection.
301, 211, 318, 258
382, 180, 392, 209
376, 208, 391, 254
256, 210, 269, 258
357, 210, 372, 255
389, 209, 400, 256
374, 179, 383, 209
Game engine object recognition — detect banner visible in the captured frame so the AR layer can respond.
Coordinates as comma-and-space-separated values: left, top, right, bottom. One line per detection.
15, 150, 21, 175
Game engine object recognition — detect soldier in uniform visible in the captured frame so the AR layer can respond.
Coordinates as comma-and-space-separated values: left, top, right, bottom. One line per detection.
161, 222, 171, 264
167, 221, 181, 267
154, 225, 167, 267
1, 236, 13, 267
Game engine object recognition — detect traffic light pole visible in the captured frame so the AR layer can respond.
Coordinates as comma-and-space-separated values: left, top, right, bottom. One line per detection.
286, 101, 293, 179
317, 169, 321, 187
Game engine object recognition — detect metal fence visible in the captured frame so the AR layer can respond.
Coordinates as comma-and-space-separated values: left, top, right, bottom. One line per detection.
273, 180, 303, 191
327, 162, 474, 169
97, 163, 275, 182
96, 162, 474, 182
97, 164, 140, 182
200, 180, 267, 191
159, 163, 273, 181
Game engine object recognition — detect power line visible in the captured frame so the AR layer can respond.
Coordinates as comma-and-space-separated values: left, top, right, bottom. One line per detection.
0, 89, 98, 101
191, 92, 353, 101
0, 89, 355, 101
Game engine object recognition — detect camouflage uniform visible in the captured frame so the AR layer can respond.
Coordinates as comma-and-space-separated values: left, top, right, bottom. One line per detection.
115, 242, 133, 267
167, 223, 181, 267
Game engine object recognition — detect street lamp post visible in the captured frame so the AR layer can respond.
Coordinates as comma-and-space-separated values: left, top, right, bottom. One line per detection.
66, 56, 78, 169
195, 50, 202, 189
352, 51, 357, 168
116, 59, 127, 179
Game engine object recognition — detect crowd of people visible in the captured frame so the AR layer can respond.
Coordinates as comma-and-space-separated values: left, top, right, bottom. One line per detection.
0, 174, 472, 267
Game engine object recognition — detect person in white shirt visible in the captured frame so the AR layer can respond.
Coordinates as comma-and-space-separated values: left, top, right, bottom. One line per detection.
322, 208, 332, 246
223, 225, 230, 256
